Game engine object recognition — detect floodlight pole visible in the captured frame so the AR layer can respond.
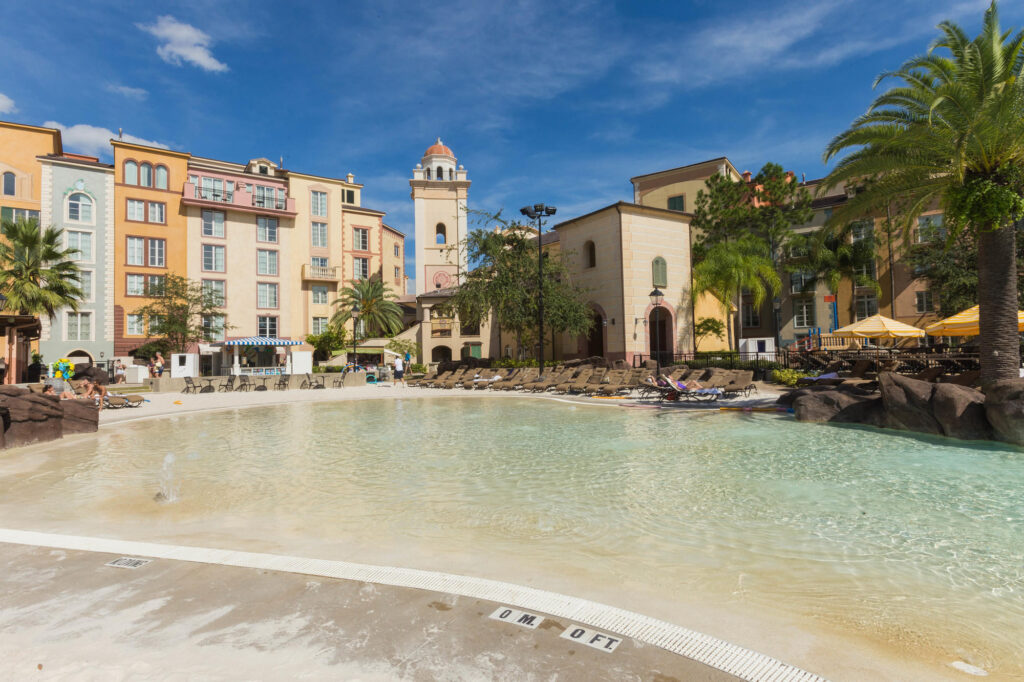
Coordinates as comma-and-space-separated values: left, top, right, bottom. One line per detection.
520, 203, 557, 377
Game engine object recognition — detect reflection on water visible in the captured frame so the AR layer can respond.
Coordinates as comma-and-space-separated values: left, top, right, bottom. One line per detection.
3, 399, 1024, 674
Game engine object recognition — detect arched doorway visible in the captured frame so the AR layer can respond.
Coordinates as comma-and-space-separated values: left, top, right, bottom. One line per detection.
587, 309, 604, 357
648, 306, 673, 365
431, 345, 452, 363
67, 349, 94, 365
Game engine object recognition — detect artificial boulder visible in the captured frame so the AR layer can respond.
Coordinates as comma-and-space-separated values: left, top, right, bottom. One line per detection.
791, 387, 885, 426
878, 372, 942, 435
983, 379, 1024, 446
61, 398, 100, 435
932, 383, 991, 441
0, 392, 63, 448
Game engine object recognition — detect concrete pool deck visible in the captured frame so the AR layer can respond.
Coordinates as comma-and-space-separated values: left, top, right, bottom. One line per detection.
1, 385, 974, 680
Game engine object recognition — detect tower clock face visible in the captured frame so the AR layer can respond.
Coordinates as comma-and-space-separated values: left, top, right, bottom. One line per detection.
433, 271, 451, 289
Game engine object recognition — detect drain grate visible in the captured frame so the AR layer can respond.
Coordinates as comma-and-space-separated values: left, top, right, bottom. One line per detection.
105, 557, 152, 569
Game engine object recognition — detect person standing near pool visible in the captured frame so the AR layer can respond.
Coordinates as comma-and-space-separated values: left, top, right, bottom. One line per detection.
394, 354, 405, 387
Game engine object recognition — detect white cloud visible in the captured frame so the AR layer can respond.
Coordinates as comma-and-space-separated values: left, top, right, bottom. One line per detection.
105, 84, 148, 100
136, 16, 228, 72
44, 122, 168, 158
0, 93, 15, 114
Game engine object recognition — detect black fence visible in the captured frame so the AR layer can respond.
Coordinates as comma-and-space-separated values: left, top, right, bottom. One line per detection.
632, 348, 982, 375
632, 351, 791, 370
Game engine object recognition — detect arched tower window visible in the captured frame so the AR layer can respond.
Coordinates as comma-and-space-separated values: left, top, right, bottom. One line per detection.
652, 256, 667, 287
68, 192, 93, 222
425, 168, 431, 180
584, 241, 596, 268
448, 168, 454, 181
123, 161, 137, 185
1, 172, 14, 196
139, 163, 153, 187
435, 223, 447, 245
436, 166, 443, 180
155, 165, 168, 189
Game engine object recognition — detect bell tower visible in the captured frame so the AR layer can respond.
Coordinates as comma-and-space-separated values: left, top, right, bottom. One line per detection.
410, 138, 470, 295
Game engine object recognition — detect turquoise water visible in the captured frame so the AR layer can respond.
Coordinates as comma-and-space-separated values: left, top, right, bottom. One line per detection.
3, 398, 1023, 673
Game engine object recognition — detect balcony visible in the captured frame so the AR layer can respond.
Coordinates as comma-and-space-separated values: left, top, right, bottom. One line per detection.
302, 264, 339, 282
181, 182, 297, 216
431, 320, 453, 338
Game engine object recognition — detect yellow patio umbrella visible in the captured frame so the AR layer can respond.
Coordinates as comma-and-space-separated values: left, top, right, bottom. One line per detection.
925, 305, 1024, 336
833, 314, 925, 338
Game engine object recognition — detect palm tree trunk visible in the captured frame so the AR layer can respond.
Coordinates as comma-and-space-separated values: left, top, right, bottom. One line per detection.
977, 223, 1021, 386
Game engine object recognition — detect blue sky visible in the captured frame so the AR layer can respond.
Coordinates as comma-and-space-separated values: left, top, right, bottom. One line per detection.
1, 0, 1019, 290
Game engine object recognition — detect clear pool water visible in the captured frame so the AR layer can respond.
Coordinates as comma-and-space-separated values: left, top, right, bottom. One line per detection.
3, 398, 1023, 674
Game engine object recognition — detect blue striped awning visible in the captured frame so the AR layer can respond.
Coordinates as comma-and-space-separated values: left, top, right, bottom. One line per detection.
214, 337, 303, 347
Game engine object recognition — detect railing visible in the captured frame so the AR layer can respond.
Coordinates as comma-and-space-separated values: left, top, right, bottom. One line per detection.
431, 321, 453, 338
633, 351, 790, 370
789, 349, 982, 374
253, 195, 288, 210
195, 188, 234, 203
301, 264, 339, 281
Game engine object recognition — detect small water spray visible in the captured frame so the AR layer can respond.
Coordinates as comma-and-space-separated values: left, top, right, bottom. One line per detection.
154, 453, 180, 503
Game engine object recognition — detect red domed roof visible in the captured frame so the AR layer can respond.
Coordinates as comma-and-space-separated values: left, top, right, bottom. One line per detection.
424, 137, 454, 158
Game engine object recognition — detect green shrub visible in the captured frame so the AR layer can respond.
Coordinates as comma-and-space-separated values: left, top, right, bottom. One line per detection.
771, 368, 816, 386
493, 358, 539, 368
409, 363, 427, 373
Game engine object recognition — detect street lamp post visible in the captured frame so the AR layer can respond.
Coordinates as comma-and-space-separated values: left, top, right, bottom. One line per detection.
649, 287, 664, 376
520, 203, 557, 377
351, 303, 360, 371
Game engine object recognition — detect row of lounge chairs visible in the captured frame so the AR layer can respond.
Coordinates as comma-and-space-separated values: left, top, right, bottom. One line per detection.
638, 367, 757, 402
182, 372, 346, 394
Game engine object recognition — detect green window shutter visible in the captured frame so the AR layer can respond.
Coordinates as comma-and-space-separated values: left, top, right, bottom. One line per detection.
652, 257, 668, 288
0, 207, 12, 223
470, 344, 481, 359
667, 195, 685, 211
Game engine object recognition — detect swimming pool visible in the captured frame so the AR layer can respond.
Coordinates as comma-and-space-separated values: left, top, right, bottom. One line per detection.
3, 398, 1022, 676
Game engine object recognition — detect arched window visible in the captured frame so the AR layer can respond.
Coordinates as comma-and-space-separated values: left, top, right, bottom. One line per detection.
123, 161, 137, 185
584, 241, 596, 268
652, 256, 667, 288
1, 171, 14, 196
436, 166, 443, 180
425, 168, 431, 180
68, 192, 93, 222
155, 165, 168, 189
139, 163, 153, 187
435, 223, 447, 245
448, 168, 454, 181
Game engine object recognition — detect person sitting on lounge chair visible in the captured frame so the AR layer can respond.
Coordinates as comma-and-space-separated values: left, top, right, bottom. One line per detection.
660, 374, 703, 391
43, 384, 80, 401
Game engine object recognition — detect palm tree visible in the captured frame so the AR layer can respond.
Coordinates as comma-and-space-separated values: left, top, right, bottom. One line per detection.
822, 1, 1024, 384
787, 222, 880, 325
692, 235, 780, 350
329, 275, 404, 338
0, 218, 83, 316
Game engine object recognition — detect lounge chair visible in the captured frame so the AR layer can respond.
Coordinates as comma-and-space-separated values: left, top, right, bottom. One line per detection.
107, 394, 143, 408
496, 367, 538, 390
906, 366, 944, 383
301, 373, 326, 389
425, 370, 452, 387
722, 370, 756, 398
553, 368, 591, 394
524, 367, 572, 392
484, 368, 519, 390
437, 368, 469, 389
939, 369, 981, 387
570, 368, 606, 394
602, 369, 642, 395
406, 370, 438, 387
274, 374, 290, 390
587, 369, 627, 395
464, 369, 503, 389
217, 375, 236, 392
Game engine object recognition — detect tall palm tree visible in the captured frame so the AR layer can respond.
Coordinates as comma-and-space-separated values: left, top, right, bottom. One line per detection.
823, 1, 1024, 384
692, 235, 780, 350
0, 218, 83, 316
787, 222, 880, 325
329, 275, 404, 338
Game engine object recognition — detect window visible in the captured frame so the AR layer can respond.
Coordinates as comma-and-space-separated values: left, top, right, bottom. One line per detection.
824, 208, 833, 220
126, 313, 145, 336
202, 210, 225, 237
67, 230, 92, 261
916, 290, 933, 314
743, 302, 761, 327
202, 315, 225, 342
202, 244, 225, 272
259, 165, 268, 175
126, 274, 146, 296
76, 270, 93, 300
311, 190, 327, 217
651, 257, 667, 288
257, 283, 279, 308
394, 244, 400, 257
851, 220, 873, 241
147, 274, 165, 296
148, 239, 165, 267
916, 214, 946, 243
202, 279, 226, 306
667, 195, 685, 212
68, 193, 92, 222
353, 257, 369, 279
0, 172, 14, 196
155, 165, 168, 190
123, 161, 137, 186
148, 201, 166, 224
425, 168, 431, 180
257, 216, 278, 242
257, 249, 278, 276
345, 189, 355, 204
66, 312, 91, 341
0, 207, 38, 223
354, 227, 369, 250
311, 222, 327, 248
149, 314, 164, 333
311, 256, 329, 268
855, 294, 879, 321
793, 299, 816, 328
790, 271, 815, 294
584, 241, 596, 268
394, 266, 401, 280
435, 223, 446, 245
854, 260, 876, 280
255, 185, 280, 209
139, 163, 153, 187
312, 285, 328, 305
126, 237, 145, 265
127, 199, 145, 221
312, 317, 328, 335
258, 316, 278, 337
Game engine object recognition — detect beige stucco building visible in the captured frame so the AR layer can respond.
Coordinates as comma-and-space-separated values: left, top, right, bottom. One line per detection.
410, 139, 469, 295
